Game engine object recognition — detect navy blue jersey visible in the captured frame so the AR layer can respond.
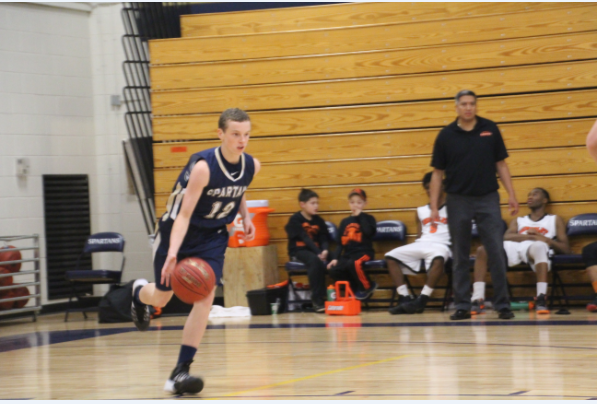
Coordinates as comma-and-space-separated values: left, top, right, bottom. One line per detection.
159, 147, 255, 233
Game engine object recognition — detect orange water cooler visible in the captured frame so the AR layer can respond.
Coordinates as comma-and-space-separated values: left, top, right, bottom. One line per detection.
228, 200, 274, 248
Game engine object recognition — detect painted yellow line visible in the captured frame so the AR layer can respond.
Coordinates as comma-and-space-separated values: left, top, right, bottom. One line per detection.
213, 354, 411, 399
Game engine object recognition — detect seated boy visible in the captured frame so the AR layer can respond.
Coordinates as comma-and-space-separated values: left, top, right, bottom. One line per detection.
327, 188, 378, 300
385, 172, 451, 314
472, 188, 570, 314
285, 189, 330, 313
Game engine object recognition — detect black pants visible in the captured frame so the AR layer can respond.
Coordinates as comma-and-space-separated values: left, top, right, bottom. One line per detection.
293, 250, 327, 306
446, 191, 510, 311
582, 241, 597, 267
328, 253, 372, 293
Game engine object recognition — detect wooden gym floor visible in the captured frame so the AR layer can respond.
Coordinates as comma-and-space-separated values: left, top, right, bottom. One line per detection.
1, 309, 597, 400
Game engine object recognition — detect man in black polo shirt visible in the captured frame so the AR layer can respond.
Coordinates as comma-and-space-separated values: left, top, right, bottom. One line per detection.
430, 90, 519, 320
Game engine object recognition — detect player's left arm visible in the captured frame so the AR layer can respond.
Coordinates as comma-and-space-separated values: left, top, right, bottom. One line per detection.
546, 215, 571, 254
239, 158, 261, 241
496, 160, 519, 216
586, 119, 597, 163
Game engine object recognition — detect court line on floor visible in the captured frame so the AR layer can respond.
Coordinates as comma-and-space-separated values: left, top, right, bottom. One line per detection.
2, 318, 597, 353
208, 354, 411, 399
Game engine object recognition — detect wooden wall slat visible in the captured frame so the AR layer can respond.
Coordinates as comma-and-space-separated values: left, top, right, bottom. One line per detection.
150, 32, 597, 91
180, 2, 578, 37
155, 174, 597, 218
153, 118, 595, 168
153, 90, 597, 141
155, 5, 596, 64
152, 60, 597, 115
155, 147, 595, 192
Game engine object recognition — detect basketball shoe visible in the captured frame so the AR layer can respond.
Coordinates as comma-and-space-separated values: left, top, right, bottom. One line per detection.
355, 281, 378, 300
471, 299, 485, 315
388, 294, 414, 314
586, 296, 597, 312
393, 294, 429, 314
164, 360, 204, 395
131, 278, 150, 331
535, 294, 550, 314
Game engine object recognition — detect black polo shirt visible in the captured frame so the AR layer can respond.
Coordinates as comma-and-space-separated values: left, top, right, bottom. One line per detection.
431, 116, 509, 196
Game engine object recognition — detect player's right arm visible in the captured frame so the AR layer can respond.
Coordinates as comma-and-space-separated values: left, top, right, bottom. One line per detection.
503, 218, 533, 242
161, 160, 210, 287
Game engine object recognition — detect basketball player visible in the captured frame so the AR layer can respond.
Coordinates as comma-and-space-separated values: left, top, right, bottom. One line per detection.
385, 172, 451, 314
130, 108, 260, 395
472, 188, 570, 314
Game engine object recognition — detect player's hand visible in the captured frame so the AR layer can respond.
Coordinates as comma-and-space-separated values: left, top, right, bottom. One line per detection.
351, 208, 362, 217
527, 228, 539, 236
509, 196, 519, 216
243, 218, 256, 241
327, 259, 338, 269
430, 208, 440, 223
160, 254, 177, 288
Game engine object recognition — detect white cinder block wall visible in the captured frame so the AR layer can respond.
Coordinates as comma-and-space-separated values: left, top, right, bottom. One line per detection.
0, 2, 152, 306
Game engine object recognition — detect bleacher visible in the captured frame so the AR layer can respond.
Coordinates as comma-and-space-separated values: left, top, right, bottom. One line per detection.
149, 2, 597, 306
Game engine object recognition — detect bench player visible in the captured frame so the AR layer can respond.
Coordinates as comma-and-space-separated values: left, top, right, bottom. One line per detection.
385, 172, 451, 314
130, 108, 260, 395
472, 188, 569, 315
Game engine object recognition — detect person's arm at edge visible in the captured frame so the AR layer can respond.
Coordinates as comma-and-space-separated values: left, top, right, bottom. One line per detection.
162, 160, 209, 287
586, 119, 597, 163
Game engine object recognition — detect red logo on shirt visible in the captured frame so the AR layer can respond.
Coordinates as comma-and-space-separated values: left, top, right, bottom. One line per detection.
519, 226, 548, 236
341, 223, 362, 245
480, 131, 493, 137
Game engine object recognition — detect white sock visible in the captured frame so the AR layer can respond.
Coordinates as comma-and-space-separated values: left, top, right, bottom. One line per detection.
537, 282, 548, 296
471, 282, 485, 301
421, 285, 434, 296
397, 285, 409, 297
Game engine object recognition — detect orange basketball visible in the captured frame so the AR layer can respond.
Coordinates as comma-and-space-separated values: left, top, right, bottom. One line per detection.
12, 287, 30, 309
171, 258, 216, 304
0, 267, 13, 287
0, 290, 15, 310
0, 246, 21, 273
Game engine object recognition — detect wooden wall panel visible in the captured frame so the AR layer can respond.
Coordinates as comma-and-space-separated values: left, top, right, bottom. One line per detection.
152, 61, 597, 115
153, 90, 597, 141
155, 175, 597, 219
153, 5, 595, 64
153, 118, 595, 168
154, 147, 595, 192
150, 32, 597, 90
180, 2, 577, 37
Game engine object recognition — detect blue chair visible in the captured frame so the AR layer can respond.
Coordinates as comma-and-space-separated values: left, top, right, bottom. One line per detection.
362, 221, 407, 307
64, 232, 126, 321
285, 222, 337, 310
549, 214, 597, 307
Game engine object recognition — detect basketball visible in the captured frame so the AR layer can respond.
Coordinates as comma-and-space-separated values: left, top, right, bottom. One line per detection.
171, 258, 216, 304
0, 245, 22, 273
12, 286, 30, 309
0, 267, 13, 287
0, 290, 15, 310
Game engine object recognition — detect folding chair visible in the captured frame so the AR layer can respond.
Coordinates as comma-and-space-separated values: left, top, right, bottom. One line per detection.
549, 213, 597, 308
362, 220, 406, 308
64, 232, 126, 321
285, 222, 337, 311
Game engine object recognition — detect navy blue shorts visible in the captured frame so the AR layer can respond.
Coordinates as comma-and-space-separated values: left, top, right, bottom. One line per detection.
153, 225, 228, 292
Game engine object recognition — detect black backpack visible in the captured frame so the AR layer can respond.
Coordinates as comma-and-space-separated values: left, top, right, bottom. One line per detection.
98, 280, 135, 323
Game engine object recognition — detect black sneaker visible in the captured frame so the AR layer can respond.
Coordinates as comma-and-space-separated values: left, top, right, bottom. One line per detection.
164, 360, 204, 395
535, 294, 550, 314
395, 295, 429, 315
131, 279, 150, 331
388, 294, 414, 314
313, 304, 326, 313
355, 282, 378, 300
471, 299, 485, 315
449, 309, 471, 321
498, 307, 515, 319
